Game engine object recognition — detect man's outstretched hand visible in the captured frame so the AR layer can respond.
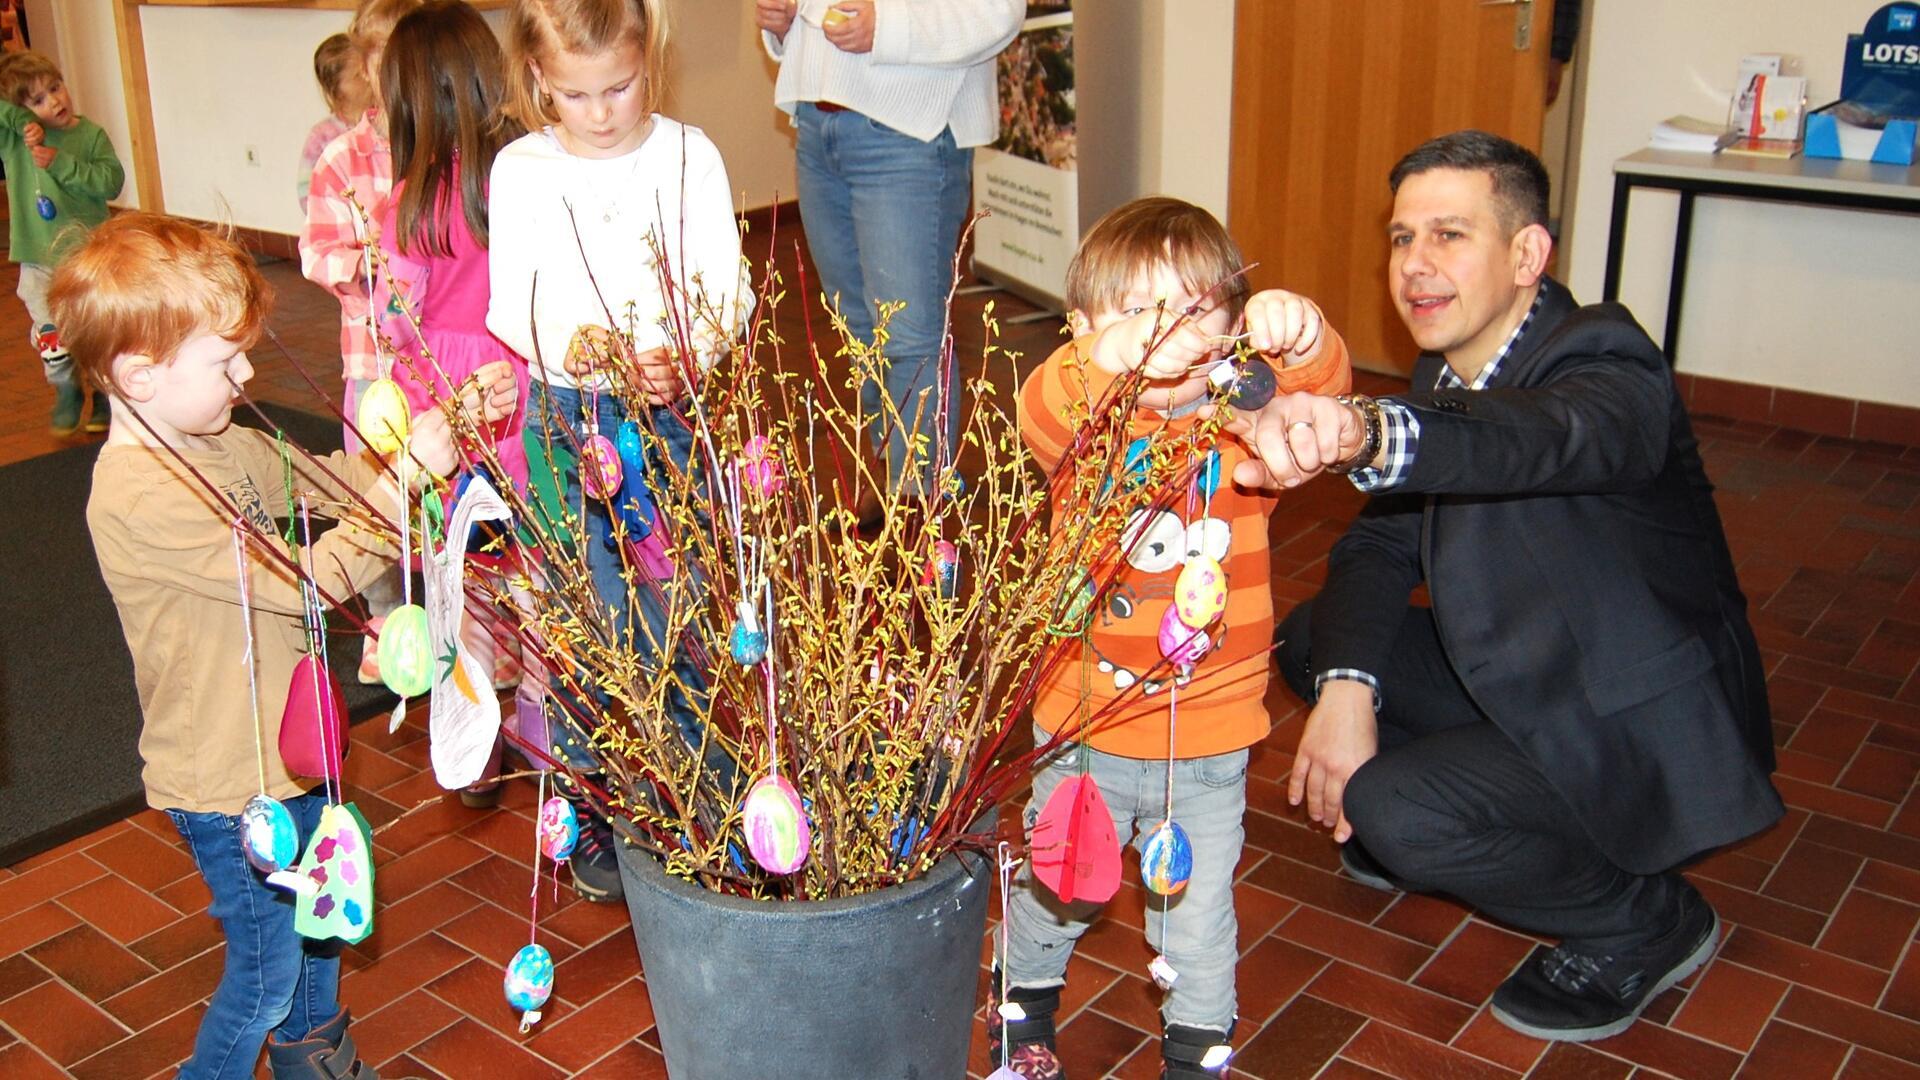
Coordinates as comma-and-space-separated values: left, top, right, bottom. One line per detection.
1207, 391, 1365, 489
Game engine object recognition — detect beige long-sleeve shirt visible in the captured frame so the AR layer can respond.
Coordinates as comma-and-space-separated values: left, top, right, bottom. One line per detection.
88, 428, 400, 814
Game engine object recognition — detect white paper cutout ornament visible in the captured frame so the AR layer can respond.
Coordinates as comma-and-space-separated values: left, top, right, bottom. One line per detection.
422, 473, 512, 789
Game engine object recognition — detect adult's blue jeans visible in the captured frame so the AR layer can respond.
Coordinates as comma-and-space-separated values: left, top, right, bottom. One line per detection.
527, 380, 708, 769
794, 103, 972, 493
167, 790, 338, 1080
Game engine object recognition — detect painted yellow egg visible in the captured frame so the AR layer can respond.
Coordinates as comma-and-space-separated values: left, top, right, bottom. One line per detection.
1173, 556, 1228, 629
357, 378, 411, 456
378, 603, 434, 697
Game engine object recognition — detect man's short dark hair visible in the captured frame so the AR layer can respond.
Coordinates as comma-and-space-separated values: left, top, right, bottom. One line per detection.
1389, 130, 1551, 235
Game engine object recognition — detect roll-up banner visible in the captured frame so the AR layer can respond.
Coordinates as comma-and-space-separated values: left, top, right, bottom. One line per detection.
972, 2, 1078, 311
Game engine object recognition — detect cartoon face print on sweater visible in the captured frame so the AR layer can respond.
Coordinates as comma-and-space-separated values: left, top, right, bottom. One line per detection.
1090, 509, 1232, 696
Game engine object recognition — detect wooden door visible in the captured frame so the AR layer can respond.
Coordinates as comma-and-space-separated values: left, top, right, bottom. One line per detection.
1228, 0, 1551, 374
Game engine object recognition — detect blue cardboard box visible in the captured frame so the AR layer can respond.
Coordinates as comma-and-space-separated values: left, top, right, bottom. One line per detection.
1806, 2, 1920, 163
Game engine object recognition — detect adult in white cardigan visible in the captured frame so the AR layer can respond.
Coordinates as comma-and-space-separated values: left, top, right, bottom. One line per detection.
757, 0, 1023, 518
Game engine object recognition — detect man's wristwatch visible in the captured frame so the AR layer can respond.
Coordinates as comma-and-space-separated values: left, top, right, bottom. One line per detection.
1326, 394, 1383, 474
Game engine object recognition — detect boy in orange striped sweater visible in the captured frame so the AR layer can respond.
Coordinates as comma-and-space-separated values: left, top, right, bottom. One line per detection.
1000, 197, 1350, 1079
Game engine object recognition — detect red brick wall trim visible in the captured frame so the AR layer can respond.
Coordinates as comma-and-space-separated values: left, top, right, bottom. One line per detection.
1677, 373, 1920, 448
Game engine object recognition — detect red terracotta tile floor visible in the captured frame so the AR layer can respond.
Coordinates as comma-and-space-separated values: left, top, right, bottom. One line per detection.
3, 238, 1919, 1077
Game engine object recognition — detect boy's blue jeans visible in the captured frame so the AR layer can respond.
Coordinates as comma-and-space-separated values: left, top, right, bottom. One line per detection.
527, 380, 706, 769
166, 790, 338, 1080
1004, 725, 1249, 1035
794, 103, 971, 493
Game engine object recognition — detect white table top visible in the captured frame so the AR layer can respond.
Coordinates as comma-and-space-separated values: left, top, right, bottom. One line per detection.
1614, 147, 1920, 203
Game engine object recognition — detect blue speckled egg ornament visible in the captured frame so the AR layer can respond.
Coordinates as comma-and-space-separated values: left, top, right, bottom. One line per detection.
504, 943, 555, 1031
35, 193, 56, 221
238, 794, 300, 874
729, 599, 768, 666
1140, 819, 1193, 896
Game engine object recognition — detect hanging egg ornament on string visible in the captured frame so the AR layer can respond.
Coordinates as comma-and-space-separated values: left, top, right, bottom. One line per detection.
613, 420, 657, 538
537, 796, 578, 861
1196, 449, 1223, 498
737, 434, 785, 496
1173, 556, 1229, 630
35, 192, 56, 221
280, 654, 347, 779
1158, 604, 1213, 666
742, 773, 810, 875
503, 943, 555, 1031
356, 377, 411, 455
729, 598, 768, 666
1140, 819, 1194, 896
1227, 356, 1278, 411
580, 430, 622, 500
239, 794, 301, 875
921, 540, 960, 597
377, 603, 435, 697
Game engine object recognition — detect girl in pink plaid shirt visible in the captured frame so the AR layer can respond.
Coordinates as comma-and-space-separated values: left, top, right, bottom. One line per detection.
297, 0, 417, 455
297, 0, 418, 682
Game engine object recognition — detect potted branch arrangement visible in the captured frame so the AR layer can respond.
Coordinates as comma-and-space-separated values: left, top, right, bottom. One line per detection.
316, 213, 1254, 1077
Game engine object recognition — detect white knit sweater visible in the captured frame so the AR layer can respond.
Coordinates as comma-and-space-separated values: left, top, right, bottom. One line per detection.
762, 0, 1025, 147
485, 116, 749, 390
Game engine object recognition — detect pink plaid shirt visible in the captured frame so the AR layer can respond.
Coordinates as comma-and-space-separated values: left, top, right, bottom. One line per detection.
299, 111, 392, 383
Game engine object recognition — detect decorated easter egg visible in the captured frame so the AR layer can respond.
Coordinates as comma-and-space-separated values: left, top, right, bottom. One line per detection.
1157, 604, 1212, 666
613, 421, 657, 538
239, 794, 300, 874
742, 773, 810, 875
356, 378, 411, 455
1141, 819, 1194, 896
537, 796, 577, 861
921, 540, 960, 597
35, 194, 55, 221
580, 433, 622, 500
1173, 556, 1229, 629
738, 434, 785, 496
378, 603, 434, 697
1227, 356, 1277, 411
280, 653, 347, 779
503, 943, 554, 1013
730, 599, 768, 665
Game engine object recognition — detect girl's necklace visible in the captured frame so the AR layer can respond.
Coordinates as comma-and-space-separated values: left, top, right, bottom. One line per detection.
559, 122, 653, 224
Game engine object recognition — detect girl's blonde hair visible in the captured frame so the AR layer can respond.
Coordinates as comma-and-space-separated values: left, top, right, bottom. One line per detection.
347, 0, 423, 55
313, 33, 372, 120
505, 0, 669, 132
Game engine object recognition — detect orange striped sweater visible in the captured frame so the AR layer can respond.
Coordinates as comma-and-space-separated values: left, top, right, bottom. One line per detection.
1018, 332, 1351, 759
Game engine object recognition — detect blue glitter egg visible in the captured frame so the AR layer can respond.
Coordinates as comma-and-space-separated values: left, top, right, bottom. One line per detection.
238, 794, 300, 875
730, 620, 768, 665
1141, 819, 1193, 896
35, 194, 55, 221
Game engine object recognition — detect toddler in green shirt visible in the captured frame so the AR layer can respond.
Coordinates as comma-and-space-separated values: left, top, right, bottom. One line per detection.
0, 50, 126, 435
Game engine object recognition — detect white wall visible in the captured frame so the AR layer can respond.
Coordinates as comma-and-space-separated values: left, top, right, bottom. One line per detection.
48, 1, 793, 235
1136, 0, 1234, 220
1564, 0, 1920, 408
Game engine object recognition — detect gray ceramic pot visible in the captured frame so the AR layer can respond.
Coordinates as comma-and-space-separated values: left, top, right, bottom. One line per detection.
617, 836, 993, 1079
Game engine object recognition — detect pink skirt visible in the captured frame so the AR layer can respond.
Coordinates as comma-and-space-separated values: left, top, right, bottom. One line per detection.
392, 327, 531, 493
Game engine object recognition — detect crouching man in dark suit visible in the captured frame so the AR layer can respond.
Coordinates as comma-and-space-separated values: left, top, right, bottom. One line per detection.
1221, 131, 1782, 1042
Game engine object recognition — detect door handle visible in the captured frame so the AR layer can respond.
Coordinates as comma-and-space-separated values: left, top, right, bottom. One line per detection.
1479, 0, 1532, 6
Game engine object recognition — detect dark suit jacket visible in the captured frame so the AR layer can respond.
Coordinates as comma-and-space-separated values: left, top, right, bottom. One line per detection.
1311, 280, 1782, 874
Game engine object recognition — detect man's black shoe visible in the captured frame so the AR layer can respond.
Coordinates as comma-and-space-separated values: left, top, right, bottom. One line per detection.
1338, 841, 1398, 893
1491, 888, 1719, 1042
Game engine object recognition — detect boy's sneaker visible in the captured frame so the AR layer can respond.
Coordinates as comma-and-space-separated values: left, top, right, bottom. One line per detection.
84, 391, 110, 434
50, 381, 83, 436
1491, 886, 1719, 1042
1338, 841, 1399, 893
1162, 1022, 1234, 1078
986, 973, 1066, 1079
568, 804, 626, 903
